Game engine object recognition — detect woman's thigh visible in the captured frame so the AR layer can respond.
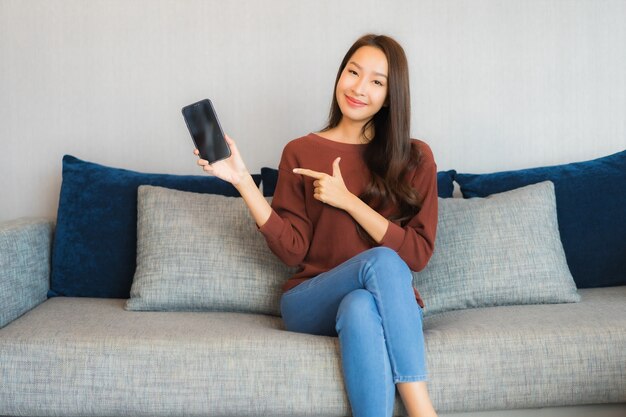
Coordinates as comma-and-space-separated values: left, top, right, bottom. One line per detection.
279, 247, 406, 337
280, 256, 367, 336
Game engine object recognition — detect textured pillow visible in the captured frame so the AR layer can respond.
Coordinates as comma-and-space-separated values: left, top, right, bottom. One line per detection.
125, 186, 296, 316
260, 167, 458, 198
50, 155, 261, 299
455, 149, 626, 288
413, 181, 581, 317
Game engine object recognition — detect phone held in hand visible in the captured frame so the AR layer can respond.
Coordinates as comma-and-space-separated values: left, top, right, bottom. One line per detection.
182, 98, 231, 164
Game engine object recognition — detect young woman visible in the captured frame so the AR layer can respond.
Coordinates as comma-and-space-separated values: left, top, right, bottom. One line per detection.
194, 33, 439, 417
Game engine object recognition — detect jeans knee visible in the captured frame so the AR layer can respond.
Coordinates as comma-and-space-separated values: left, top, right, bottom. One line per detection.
362, 247, 412, 285
335, 289, 380, 334
366, 246, 398, 261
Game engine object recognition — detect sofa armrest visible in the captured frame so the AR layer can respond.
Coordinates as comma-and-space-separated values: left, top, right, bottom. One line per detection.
0, 217, 53, 328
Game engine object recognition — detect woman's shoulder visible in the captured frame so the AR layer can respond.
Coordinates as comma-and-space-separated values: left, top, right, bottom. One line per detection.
409, 138, 436, 166
275, 133, 319, 169
280, 133, 316, 155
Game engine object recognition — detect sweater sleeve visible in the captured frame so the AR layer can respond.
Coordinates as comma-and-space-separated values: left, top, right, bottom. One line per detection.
257, 146, 312, 267
378, 142, 438, 272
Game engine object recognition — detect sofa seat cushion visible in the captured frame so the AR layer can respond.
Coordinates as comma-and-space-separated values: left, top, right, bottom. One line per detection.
1, 287, 625, 416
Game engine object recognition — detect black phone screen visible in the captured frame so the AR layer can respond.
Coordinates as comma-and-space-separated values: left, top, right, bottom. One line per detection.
182, 99, 231, 164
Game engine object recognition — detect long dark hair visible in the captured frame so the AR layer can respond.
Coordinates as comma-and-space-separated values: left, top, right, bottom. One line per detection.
320, 34, 424, 244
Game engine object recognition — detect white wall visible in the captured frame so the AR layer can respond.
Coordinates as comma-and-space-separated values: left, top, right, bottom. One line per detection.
1, 0, 625, 221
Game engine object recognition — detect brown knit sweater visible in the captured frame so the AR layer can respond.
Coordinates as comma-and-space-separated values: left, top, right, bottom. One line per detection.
258, 132, 438, 309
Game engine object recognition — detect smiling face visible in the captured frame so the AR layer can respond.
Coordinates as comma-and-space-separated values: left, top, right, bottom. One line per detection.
335, 45, 389, 125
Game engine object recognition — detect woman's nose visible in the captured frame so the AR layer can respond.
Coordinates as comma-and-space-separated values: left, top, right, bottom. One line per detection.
352, 77, 367, 97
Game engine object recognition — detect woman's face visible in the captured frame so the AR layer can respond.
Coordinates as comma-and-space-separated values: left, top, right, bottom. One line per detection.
335, 45, 389, 124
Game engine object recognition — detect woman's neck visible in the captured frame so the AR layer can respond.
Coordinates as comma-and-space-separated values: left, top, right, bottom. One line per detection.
322, 117, 373, 144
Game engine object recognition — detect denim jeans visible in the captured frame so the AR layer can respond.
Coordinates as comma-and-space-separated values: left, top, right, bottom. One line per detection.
280, 246, 428, 417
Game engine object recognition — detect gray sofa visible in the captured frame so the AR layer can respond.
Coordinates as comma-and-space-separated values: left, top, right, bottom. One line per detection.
1, 217, 625, 417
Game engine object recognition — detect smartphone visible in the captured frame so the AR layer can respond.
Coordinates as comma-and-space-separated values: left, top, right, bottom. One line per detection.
182, 99, 231, 164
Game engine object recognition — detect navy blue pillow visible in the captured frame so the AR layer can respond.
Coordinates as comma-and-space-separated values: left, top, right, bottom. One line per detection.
50, 155, 261, 299
261, 167, 457, 198
437, 170, 457, 198
455, 149, 626, 289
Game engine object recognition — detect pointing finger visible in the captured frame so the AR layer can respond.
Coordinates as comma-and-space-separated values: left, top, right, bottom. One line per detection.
293, 168, 326, 179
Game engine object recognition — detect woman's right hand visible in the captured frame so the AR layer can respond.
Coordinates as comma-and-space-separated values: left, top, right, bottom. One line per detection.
194, 134, 250, 186
195, 133, 273, 229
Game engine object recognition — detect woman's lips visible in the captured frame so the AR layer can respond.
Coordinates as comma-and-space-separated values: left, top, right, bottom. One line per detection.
345, 94, 367, 107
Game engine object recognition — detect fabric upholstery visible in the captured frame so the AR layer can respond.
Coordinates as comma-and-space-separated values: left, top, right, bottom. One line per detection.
126, 186, 296, 316
50, 155, 261, 299
0, 218, 52, 328
1, 286, 624, 416
413, 181, 580, 316
455, 148, 626, 288
260, 166, 458, 198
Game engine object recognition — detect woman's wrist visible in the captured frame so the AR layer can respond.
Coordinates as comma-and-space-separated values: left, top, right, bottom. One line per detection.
344, 193, 365, 215
233, 171, 258, 194
233, 171, 273, 228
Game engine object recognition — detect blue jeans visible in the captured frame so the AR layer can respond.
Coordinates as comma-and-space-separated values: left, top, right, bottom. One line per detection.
280, 247, 428, 417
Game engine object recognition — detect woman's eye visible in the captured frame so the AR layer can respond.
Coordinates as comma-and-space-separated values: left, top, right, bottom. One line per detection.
348, 69, 358, 76
374, 80, 384, 86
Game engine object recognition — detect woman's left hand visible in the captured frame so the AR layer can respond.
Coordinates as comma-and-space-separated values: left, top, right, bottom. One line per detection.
293, 157, 356, 210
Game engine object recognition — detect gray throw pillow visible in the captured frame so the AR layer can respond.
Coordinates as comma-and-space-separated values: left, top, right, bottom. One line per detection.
414, 180, 581, 317
125, 185, 296, 316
